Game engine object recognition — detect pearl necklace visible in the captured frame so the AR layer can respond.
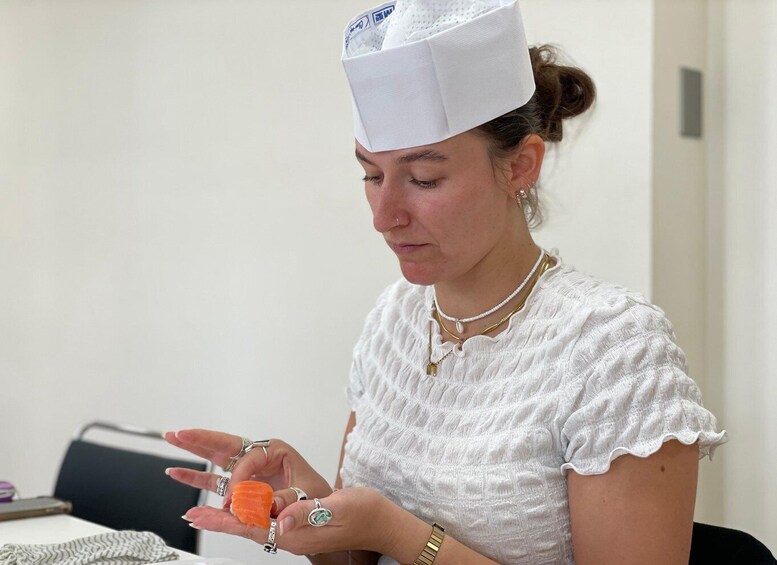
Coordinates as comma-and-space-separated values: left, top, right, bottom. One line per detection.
433, 248, 545, 334
426, 252, 554, 377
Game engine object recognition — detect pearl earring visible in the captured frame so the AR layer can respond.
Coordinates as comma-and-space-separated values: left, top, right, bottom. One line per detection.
515, 189, 528, 208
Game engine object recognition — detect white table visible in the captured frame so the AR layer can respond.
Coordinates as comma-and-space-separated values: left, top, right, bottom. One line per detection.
0, 514, 244, 564
0, 514, 115, 545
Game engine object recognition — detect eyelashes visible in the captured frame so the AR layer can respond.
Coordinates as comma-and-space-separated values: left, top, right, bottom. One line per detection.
361, 175, 439, 189
411, 178, 438, 189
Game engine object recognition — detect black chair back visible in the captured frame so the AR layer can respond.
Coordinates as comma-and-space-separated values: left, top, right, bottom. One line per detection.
54, 439, 206, 553
690, 522, 776, 564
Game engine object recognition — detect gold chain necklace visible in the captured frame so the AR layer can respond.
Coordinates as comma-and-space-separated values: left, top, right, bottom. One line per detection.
425, 253, 554, 377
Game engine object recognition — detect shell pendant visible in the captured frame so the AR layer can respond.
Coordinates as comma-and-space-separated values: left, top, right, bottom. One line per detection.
455, 320, 465, 334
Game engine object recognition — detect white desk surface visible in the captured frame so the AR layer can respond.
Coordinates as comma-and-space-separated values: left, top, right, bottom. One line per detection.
0, 514, 245, 565
0, 514, 114, 545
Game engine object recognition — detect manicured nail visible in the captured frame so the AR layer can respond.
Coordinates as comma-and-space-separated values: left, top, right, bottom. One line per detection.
181, 514, 192, 522
188, 523, 202, 530
164, 468, 172, 476
278, 516, 295, 536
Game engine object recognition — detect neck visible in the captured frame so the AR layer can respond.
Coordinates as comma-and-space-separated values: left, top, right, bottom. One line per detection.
433, 238, 542, 324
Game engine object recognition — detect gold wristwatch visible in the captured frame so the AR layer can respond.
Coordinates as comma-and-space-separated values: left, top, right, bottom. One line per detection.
413, 523, 445, 565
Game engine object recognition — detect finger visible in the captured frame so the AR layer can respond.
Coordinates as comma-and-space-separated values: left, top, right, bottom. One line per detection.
276, 498, 336, 537
176, 429, 244, 454
272, 487, 306, 516
166, 467, 224, 493
183, 506, 263, 542
164, 430, 220, 464
229, 443, 276, 485
168, 429, 245, 469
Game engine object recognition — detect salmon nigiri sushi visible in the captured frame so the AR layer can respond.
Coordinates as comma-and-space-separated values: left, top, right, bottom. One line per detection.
230, 480, 274, 528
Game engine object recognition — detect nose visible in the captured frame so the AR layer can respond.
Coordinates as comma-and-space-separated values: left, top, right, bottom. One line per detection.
370, 179, 407, 233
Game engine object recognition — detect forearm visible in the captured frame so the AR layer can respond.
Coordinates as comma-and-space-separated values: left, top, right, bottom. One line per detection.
307, 551, 380, 565
381, 500, 500, 565
307, 552, 347, 565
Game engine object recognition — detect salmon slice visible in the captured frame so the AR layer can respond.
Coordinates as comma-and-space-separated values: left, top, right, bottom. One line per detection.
230, 480, 273, 528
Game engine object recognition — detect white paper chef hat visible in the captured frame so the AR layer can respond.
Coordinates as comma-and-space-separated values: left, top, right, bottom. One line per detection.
342, 0, 536, 152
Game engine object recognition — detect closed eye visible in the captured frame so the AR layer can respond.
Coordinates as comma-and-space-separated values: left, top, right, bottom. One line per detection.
362, 175, 383, 185
411, 178, 438, 189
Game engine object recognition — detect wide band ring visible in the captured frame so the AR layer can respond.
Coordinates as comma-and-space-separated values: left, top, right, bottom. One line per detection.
224, 438, 271, 472
263, 519, 278, 554
290, 487, 308, 502
307, 498, 333, 527
215, 475, 229, 497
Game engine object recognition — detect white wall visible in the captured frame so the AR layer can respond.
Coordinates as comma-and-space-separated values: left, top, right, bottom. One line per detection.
651, 0, 725, 524
707, 0, 777, 551
523, 0, 654, 296
0, 2, 386, 561
3, 0, 752, 562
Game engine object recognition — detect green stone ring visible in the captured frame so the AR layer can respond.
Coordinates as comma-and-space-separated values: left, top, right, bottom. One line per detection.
307, 498, 333, 527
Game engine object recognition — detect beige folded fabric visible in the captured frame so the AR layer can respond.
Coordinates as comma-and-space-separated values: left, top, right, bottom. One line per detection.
0, 530, 179, 565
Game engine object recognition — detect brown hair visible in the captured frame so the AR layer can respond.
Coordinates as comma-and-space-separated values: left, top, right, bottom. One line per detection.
476, 44, 596, 228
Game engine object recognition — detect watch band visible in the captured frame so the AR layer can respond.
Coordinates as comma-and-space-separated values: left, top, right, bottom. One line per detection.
413, 522, 445, 565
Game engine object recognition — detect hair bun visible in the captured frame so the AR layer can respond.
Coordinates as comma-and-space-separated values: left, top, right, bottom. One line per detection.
529, 45, 596, 142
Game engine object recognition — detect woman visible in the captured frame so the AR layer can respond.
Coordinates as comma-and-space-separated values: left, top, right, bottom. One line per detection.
165, 1, 726, 563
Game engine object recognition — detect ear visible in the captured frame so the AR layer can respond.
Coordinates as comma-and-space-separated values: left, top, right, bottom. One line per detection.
503, 134, 545, 195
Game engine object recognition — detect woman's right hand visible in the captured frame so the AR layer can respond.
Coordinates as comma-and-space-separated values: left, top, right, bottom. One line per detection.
163, 429, 333, 508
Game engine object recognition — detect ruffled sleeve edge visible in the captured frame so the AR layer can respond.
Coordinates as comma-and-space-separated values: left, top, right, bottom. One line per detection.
560, 429, 728, 476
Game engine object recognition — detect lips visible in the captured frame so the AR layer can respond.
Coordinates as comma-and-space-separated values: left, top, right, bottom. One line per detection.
388, 242, 428, 255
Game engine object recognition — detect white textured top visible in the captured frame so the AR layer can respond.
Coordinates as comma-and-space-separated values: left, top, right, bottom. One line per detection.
341, 256, 727, 564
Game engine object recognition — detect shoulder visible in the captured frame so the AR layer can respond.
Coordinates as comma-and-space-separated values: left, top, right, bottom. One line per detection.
537, 261, 678, 366
541, 261, 658, 317
544, 262, 672, 330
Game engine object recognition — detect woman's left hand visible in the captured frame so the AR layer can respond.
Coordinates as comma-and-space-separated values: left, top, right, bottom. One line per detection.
184, 487, 396, 556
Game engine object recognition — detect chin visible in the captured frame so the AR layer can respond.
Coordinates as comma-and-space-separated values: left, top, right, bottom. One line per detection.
398, 262, 440, 286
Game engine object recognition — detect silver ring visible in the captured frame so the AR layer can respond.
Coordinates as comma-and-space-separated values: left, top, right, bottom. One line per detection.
215, 475, 229, 497
290, 487, 308, 501
263, 519, 277, 554
246, 440, 270, 463
224, 438, 270, 472
224, 437, 251, 472
245, 440, 271, 454
307, 498, 333, 527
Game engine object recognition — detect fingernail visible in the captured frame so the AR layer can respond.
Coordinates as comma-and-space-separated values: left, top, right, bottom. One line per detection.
164, 468, 172, 476
188, 523, 202, 530
278, 516, 295, 536
181, 514, 192, 522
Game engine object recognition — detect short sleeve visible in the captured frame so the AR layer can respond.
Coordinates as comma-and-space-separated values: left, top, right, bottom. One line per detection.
560, 299, 727, 475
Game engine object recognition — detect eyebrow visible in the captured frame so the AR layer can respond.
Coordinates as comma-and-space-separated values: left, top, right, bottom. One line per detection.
355, 148, 448, 166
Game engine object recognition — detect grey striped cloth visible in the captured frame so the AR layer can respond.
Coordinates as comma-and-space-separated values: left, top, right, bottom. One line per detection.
0, 531, 179, 565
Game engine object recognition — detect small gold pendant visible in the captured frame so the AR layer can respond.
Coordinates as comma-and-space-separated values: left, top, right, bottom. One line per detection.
426, 362, 438, 377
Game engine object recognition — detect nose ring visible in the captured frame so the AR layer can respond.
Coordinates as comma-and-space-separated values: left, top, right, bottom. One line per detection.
395, 217, 400, 226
